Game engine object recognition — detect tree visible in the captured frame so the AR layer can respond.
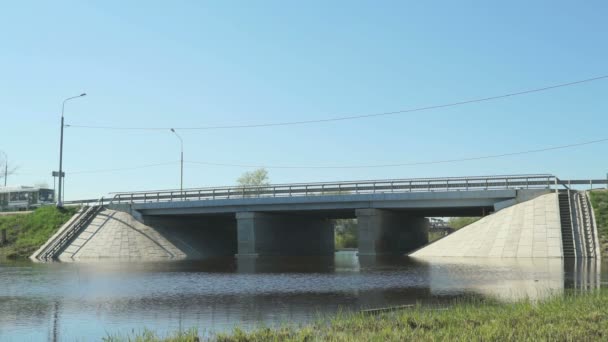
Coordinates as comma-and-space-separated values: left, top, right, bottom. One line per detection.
334, 219, 358, 249
237, 168, 270, 187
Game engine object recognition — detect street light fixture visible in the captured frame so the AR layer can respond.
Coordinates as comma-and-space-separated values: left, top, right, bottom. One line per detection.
170, 128, 184, 193
57, 93, 86, 207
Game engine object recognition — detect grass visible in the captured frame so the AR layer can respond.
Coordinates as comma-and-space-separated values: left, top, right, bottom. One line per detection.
589, 189, 608, 256
103, 328, 200, 342
105, 290, 608, 341
428, 230, 447, 242
448, 217, 481, 230
0, 205, 77, 259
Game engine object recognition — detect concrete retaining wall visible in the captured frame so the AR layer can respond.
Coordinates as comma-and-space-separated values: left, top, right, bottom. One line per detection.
57, 209, 187, 261
410, 193, 562, 258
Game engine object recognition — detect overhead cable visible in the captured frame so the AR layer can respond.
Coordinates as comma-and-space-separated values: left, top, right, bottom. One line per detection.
183, 137, 608, 169
65, 75, 608, 131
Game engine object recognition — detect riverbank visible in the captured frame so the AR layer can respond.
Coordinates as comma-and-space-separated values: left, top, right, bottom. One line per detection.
0, 206, 77, 259
590, 189, 608, 256
104, 289, 608, 341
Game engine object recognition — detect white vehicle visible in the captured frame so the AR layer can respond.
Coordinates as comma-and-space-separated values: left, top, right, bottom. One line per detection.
0, 186, 55, 211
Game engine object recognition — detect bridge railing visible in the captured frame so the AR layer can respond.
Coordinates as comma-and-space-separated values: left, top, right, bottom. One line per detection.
62, 197, 108, 207
108, 174, 578, 204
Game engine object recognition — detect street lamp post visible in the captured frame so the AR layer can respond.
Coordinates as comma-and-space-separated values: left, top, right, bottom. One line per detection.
170, 128, 184, 194
57, 93, 86, 207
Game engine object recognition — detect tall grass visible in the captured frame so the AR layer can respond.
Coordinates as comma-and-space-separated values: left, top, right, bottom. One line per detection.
0, 206, 77, 258
108, 290, 608, 341
103, 328, 200, 342
215, 292, 608, 341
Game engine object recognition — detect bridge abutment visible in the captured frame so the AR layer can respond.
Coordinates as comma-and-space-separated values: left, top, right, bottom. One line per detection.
143, 215, 237, 258
356, 209, 429, 256
236, 212, 334, 257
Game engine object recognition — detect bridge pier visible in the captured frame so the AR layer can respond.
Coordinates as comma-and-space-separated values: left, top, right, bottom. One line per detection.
356, 209, 429, 256
236, 212, 334, 257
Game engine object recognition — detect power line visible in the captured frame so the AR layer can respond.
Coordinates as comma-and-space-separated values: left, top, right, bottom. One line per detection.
65, 75, 608, 131
14, 137, 606, 177
68, 161, 179, 175
183, 137, 608, 169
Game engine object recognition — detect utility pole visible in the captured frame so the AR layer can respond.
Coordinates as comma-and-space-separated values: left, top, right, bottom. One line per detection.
0, 151, 7, 187
57, 93, 86, 207
170, 128, 184, 194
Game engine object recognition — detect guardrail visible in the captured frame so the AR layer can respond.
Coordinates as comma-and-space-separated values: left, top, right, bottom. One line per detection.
107, 174, 584, 205
62, 197, 107, 207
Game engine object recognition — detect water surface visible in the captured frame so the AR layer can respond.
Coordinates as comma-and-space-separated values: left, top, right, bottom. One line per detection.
0, 252, 605, 341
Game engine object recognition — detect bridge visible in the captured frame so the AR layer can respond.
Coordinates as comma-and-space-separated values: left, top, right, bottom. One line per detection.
34, 174, 607, 261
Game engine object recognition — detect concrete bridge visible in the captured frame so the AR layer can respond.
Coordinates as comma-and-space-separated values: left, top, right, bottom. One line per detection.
32, 174, 607, 261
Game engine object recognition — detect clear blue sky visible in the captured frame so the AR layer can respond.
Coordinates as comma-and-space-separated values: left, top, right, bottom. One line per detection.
1, 1, 607, 199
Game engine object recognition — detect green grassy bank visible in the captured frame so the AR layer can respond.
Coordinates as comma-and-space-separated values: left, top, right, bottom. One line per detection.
0, 206, 77, 259
589, 189, 608, 257
448, 216, 480, 229
105, 290, 608, 341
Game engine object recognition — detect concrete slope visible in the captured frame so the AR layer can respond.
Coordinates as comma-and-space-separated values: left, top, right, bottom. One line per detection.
57, 209, 187, 261
30, 207, 87, 261
410, 193, 562, 258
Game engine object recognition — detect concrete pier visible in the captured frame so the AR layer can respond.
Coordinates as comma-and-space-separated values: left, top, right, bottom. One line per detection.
356, 209, 429, 256
236, 212, 334, 257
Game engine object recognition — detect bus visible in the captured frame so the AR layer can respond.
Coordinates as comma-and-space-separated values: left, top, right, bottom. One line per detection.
0, 186, 55, 211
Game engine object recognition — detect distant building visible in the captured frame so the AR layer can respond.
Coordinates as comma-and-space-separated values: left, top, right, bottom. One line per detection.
0, 186, 54, 211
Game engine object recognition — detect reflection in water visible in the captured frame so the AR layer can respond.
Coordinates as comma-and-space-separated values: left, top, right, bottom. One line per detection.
564, 258, 602, 292
418, 257, 566, 301
0, 253, 605, 341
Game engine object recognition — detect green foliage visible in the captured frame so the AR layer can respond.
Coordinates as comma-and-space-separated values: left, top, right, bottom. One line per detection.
0, 206, 77, 259
448, 217, 481, 230
103, 328, 199, 342
116, 290, 608, 341
589, 190, 608, 255
334, 219, 357, 249
236, 168, 269, 187
428, 231, 446, 243
217, 291, 608, 341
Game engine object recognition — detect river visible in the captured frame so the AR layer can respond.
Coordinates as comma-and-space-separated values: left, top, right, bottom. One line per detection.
0, 252, 605, 341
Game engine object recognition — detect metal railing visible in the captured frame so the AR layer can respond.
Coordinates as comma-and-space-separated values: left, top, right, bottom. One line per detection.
556, 179, 608, 189
107, 174, 573, 205
37, 205, 102, 261
62, 197, 107, 207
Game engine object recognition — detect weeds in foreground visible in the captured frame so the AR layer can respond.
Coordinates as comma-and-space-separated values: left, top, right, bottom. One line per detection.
107, 290, 608, 341
103, 328, 200, 342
